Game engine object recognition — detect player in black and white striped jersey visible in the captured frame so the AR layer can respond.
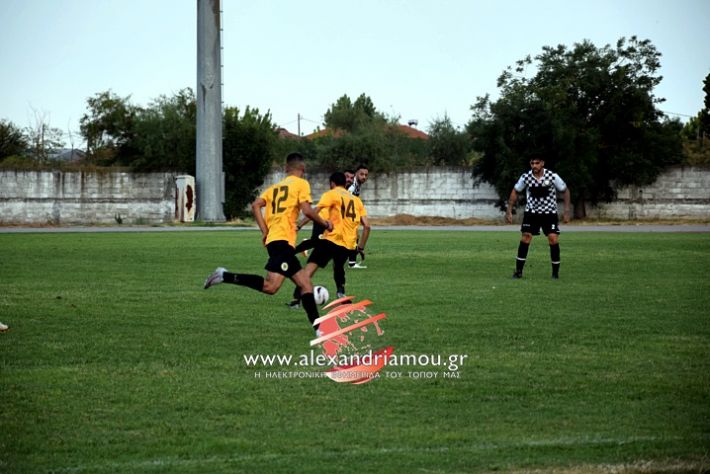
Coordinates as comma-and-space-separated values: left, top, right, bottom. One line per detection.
506, 157, 571, 279
347, 164, 369, 268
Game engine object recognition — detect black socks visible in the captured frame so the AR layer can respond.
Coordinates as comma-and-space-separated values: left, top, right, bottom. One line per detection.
223, 272, 264, 292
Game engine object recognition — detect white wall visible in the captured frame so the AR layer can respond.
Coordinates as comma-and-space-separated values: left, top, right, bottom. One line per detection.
263, 166, 710, 221
0, 170, 175, 224
1, 166, 708, 225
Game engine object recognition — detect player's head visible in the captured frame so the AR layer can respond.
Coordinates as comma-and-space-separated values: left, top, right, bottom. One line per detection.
528, 155, 545, 173
344, 169, 355, 187
285, 152, 306, 175
329, 172, 346, 189
354, 164, 369, 184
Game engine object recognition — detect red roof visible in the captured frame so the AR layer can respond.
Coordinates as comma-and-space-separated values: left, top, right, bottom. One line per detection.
396, 124, 429, 140
304, 124, 428, 140
277, 127, 301, 139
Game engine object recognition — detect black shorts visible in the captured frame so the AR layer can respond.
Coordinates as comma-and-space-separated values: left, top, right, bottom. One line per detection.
308, 239, 349, 269
521, 211, 561, 236
310, 222, 326, 240
264, 240, 302, 277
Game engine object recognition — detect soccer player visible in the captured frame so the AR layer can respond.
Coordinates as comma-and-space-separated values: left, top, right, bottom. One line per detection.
347, 164, 368, 198
344, 169, 355, 189
203, 152, 332, 331
289, 172, 370, 306
505, 156, 571, 279
293, 168, 354, 256
347, 164, 369, 269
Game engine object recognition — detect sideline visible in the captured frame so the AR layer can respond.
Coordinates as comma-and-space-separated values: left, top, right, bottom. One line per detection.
0, 224, 709, 233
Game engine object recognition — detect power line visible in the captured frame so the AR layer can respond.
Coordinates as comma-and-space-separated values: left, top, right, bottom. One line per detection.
660, 110, 695, 119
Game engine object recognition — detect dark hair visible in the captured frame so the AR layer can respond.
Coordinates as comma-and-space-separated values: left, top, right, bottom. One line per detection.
285, 152, 305, 171
355, 164, 368, 172
344, 169, 355, 175
286, 152, 304, 164
329, 172, 346, 186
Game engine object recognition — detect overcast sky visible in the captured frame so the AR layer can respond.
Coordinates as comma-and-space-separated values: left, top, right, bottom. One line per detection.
1, 0, 708, 144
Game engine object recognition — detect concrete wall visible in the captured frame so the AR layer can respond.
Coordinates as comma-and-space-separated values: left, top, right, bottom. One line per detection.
1, 166, 708, 225
587, 167, 710, 220
263, 166, 710, 221
0, 170, 175, 224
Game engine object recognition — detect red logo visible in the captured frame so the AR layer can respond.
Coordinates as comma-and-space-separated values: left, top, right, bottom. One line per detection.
310, 296, 393, 384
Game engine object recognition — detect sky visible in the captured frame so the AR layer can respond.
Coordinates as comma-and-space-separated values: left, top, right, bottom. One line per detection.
1, 0, 708, 145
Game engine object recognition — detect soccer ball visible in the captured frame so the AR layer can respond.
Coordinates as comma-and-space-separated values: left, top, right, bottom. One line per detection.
314, 285, 329, 305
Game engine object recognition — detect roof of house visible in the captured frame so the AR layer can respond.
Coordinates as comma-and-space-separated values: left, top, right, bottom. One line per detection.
395, 124, 429, 140
276, 127, 301, 139
303, 124, 429, 140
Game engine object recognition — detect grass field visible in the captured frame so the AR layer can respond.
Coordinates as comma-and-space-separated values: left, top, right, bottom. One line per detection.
1, 229, 708, 473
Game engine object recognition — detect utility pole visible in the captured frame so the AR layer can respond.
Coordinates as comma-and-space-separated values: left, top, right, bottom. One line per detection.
297, 113, 301, 136
196, 0, 225, 222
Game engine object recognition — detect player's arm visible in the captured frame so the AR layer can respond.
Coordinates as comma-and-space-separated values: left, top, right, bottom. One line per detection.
296, 215, 311, 231
562, 188, 571, 223
296, 206, 325, 230
356, 216, 371, 259
505, 189, 518, 224
299, 201, 332, 231
251, 197, 268, 243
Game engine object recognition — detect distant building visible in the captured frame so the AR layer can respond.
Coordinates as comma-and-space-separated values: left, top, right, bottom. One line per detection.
50, 148, 86, 162
303, 124, 429, 141
276, 127, 301, 140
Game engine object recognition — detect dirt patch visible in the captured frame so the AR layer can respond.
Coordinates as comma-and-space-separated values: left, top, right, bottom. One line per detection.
508, 458, 709, 474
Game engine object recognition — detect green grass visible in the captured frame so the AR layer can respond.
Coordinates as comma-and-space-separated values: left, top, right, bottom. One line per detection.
0, 229, 708, 473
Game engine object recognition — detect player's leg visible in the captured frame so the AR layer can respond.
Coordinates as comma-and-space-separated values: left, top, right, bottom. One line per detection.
513, 212, 535, 278
204, 267, 284, 293
288, 240, 331, 308
260, 271, 288, 294
294, 222, 325, 255
347, 231, 366, 269
289, 269, 321, 331
347, 247, 358, 268
543, 215, 561, 279
288, 262, 318, 309
204, 241, 294, 293
204, 267, 265, 291
333, 246, 348, 298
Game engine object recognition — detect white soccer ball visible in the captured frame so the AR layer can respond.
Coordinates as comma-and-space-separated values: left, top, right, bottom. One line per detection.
314, 285, 329, 305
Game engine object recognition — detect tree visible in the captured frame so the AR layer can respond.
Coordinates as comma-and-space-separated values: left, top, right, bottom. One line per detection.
80, 90, 138, 163
222, 106, 277, 219
468, 37, 683, 218
25, 109, 65, 162
0, 119, 28, 159
699, 73, 710, 145
427, 114, 470, 166
129, 88, 196, 172
323, 93, 386, 133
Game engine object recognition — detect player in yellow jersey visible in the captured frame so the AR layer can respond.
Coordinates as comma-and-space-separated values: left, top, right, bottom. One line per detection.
288, 172, 370, 307
204, 153, 332, 332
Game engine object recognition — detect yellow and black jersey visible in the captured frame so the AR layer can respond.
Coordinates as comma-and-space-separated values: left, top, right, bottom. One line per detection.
316, 187, 367, 250
260, 175, 312, 246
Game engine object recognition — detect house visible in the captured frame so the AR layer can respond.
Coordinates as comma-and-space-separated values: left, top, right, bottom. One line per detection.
303, 124, 429, 140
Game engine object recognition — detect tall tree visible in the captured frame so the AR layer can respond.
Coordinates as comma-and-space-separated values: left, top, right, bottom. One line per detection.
699, 73, 710, 145
323, 93, 386, 133
80, 90, 137, 163
222, 106, 277, 219
428, 114, 470, 166
468, 37, 683, 217
129, 88, 196, 171
0, 119, 28, 159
